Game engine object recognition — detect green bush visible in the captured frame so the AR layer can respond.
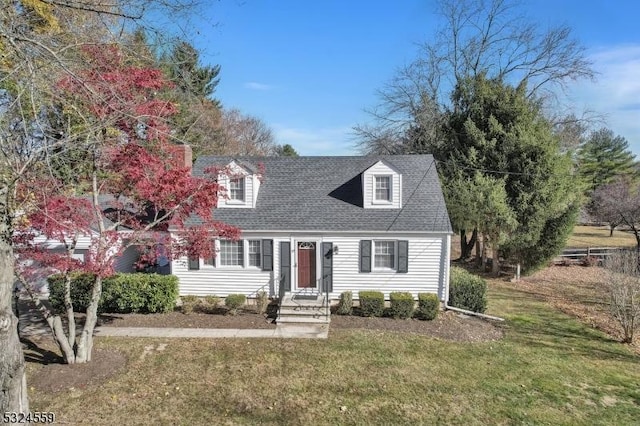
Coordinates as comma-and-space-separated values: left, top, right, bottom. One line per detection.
48, 273, 178, 314
48, 272, 100, 313
415, 293, 439, 320
449, 267, 487, 313
225, 294, 246, 315
358, 291, 384, 317
389, 292, 415, 319
255, 291, 269, 315
100, 273, 178, 313
181, 295, 200, 314
336, 291, 353, 315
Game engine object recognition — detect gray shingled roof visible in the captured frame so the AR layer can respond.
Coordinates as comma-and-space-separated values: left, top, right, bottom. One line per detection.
187, 155, 452, 233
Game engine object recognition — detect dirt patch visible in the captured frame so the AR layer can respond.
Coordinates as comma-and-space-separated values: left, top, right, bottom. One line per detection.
27, 345, 126, 393
330, 310, 503, 342
98, 309, 277, 329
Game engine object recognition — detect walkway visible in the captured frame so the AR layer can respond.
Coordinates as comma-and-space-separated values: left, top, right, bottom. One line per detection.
16, 297, 329, 340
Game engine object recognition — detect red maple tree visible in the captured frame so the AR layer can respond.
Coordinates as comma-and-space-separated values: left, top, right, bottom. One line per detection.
14, 45, 239, 363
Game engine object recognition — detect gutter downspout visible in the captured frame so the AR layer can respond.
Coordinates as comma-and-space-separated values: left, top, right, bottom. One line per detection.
443, 233, 505, 322
444, 303, 505, 322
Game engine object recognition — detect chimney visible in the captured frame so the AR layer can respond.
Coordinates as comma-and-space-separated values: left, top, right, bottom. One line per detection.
168, 144, 193, 172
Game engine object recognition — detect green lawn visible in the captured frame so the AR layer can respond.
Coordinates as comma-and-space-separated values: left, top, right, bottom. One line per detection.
567, 225, 636, 248
27, 282, 640, 425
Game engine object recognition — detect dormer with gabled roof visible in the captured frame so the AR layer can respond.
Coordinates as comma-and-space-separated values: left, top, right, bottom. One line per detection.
362, 160, 402, 209
217, 160, 261, 209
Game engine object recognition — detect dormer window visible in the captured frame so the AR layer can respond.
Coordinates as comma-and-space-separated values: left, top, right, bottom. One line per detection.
363, 160, 402, 209
375, 176, 391, 202
229, 177, 245, 201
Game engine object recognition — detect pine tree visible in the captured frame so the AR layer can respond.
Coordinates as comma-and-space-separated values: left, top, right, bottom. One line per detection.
444, 74, 577, 273
577, 128, 637, 193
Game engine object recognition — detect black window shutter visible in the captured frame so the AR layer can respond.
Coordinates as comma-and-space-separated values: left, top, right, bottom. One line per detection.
321, 242, 333, 292
188, 256, 199, 270
360, 240, 372, 273
398, 240, 409, 273
262, 239, 273, 271
280, 241, 291, 292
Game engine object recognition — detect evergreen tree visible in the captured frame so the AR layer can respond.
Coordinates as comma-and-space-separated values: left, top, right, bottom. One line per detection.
577, 128, 637, 193
444, 74, 577, 273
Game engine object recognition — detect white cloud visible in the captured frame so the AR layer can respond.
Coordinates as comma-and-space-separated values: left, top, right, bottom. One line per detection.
273, 125, 358, 156
566, 44, 640, 152
243, 82, 273, 91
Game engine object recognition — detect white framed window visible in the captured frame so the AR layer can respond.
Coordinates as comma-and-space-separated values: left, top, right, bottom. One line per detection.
220, 240, 243, 266
374, 241, 395, 269
248, 240, 261, 267
374, 176, 391, 202
229, 177, 245, 201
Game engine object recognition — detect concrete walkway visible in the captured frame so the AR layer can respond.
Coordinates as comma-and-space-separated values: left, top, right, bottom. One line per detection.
17, 297, 329, 340
96, 324, 328, 339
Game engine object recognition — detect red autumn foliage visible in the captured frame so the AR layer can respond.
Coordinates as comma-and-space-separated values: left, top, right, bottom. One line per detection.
16, 44, 240, 281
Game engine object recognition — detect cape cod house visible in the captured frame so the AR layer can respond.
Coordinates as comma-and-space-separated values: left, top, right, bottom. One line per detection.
171, 154, 453, 317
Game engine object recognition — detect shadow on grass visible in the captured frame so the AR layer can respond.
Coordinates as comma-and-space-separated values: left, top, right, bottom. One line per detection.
21, 336, 65, 365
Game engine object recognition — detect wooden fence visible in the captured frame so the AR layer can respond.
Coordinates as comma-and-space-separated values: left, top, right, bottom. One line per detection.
553, 247, 621, 265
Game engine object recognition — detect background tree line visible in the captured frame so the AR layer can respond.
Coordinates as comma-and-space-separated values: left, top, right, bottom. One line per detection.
356, 0, 638, 275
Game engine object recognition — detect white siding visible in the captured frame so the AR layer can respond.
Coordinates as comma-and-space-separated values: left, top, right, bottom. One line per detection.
362, 161, 402, 209
172, 237, 283, 298
172, 233, 449, 301
329, 236, 445, 300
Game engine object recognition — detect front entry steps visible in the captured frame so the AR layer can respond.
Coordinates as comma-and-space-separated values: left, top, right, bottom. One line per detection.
277, 292, 330, 325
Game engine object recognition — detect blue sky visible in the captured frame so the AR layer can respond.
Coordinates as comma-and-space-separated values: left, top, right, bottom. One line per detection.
187, 1, 640, 156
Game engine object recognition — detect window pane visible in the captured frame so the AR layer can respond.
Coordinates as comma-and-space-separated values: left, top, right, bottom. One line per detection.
220, 240, 243, 266
230, 177, 245, 201
374, 241, 395, 268
375, 176, 390, 201
248, 240, 261, 267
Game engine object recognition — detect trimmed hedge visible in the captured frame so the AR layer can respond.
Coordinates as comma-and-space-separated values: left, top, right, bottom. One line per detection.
48, 273, 99, 313
48, 273, 178, 314
449, 267, 487, 313
389, 292, 415, 319
415, 293, 439, 320
358, 291, 384, 317
336, 291, 353, 315
101, 274, 178, 314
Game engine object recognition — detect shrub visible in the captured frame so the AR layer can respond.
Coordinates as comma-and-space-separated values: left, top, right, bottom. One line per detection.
101, 273, 178, 313
225, 294, 246, 315
358, 291, 384, 317
336, 291, 353, 315
48, 272, 101, 313
582, 255, 600, 267
449, 267, 487, 313
389, 292, 415, 319
49, 273, 178, 314
415, 293, 439, 320
255, 290, 269, 315
181, 295, 200, 314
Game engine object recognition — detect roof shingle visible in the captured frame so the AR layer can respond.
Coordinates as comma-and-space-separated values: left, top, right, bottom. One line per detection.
188, 155, 452, 233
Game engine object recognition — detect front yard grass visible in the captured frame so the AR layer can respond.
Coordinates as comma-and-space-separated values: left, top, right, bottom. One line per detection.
27, 278, 640, 425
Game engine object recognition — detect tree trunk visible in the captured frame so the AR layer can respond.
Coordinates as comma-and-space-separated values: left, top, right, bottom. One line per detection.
0, 189, 29, 417
492, 233, 500, 276
475, 233, 482, 267
609, 225, 615, 237
75, 275, 102, 363
460, 229, 478, 259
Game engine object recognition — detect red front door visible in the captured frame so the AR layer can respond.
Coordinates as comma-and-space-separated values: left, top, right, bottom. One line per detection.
297, 242, 316, 288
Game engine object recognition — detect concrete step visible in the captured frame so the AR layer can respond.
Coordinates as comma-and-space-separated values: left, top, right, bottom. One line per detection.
276, 315, 331, 324
278, 308, 329, 317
